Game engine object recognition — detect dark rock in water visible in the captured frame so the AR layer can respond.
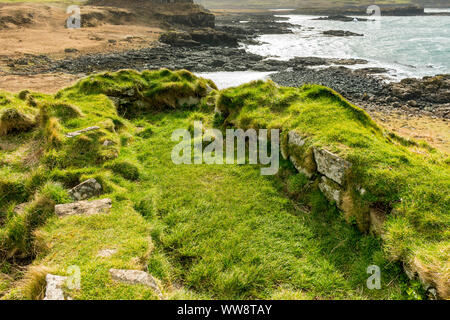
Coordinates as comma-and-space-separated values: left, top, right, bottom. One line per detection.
354, 67, 389, 74
323, 30, 364, 37
292, 5, 424, 16
290, 57, 368, 68
313, 15, 370, 22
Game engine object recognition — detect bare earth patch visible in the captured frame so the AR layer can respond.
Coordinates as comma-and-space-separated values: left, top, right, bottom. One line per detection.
372, 112, 450, 154
0, 3, 163, 61
0, 73, 82, 93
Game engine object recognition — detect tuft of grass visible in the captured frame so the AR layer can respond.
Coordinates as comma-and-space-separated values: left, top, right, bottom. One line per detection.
104, 160, 140, 181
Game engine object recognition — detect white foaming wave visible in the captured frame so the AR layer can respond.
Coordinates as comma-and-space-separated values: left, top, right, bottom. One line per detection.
243, 14, 450, 81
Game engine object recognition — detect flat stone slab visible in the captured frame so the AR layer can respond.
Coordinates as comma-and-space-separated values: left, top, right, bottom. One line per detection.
109, 269, 162, 298
44, 274, 68, 300
65, 126, 100, 138
313, 148, 352, 186
68, 178, 102, 201
55, 198, 112, 217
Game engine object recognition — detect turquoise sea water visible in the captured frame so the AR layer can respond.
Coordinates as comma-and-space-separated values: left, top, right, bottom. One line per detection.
245, 13, 450, 80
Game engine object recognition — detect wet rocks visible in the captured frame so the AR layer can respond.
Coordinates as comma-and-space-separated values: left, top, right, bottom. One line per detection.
215, 14, 295, 40
68, 178, 102, 201
323, 30, 364, 37
55, 198, 112, 217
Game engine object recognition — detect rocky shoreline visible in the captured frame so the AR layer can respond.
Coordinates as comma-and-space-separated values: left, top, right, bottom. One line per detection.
1, 12, 448, 120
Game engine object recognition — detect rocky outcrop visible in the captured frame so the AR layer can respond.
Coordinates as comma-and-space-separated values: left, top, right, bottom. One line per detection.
159, 29, 238, 47
109, 269, 163, 299
68, 178, 103, 201
388, 74, 450, 105
44, 274, 68, 300
55, 198, 112, 217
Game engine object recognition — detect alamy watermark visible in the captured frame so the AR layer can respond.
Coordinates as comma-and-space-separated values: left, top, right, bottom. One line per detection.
66, 5, 81, 29
67, 265, 81, 290
171, 121, 279, 175
367, 265, 381, 290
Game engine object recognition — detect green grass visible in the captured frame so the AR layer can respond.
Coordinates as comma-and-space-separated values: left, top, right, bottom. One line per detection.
0, 69, 446, 300
216, 80, 449, 298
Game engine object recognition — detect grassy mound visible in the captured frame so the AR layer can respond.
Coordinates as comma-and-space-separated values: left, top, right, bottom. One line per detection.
64, 69, 217, 117
0, 70, 447, 300
0, 92, 38, 136
216, 80, 449, 298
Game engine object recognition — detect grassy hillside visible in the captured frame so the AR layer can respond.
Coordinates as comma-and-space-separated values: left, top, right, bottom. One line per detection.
0, 69, 447, 299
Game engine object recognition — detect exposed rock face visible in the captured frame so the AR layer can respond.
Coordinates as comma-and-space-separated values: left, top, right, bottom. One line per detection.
109, 269, 163, 298
313, 148, 352, 186
68, 178, 102, 201
44, 274, 68, 300
160, 11, 214, 28
65, 126, 100, 138
318, 176, 343, 208
55, 198, 112, 217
